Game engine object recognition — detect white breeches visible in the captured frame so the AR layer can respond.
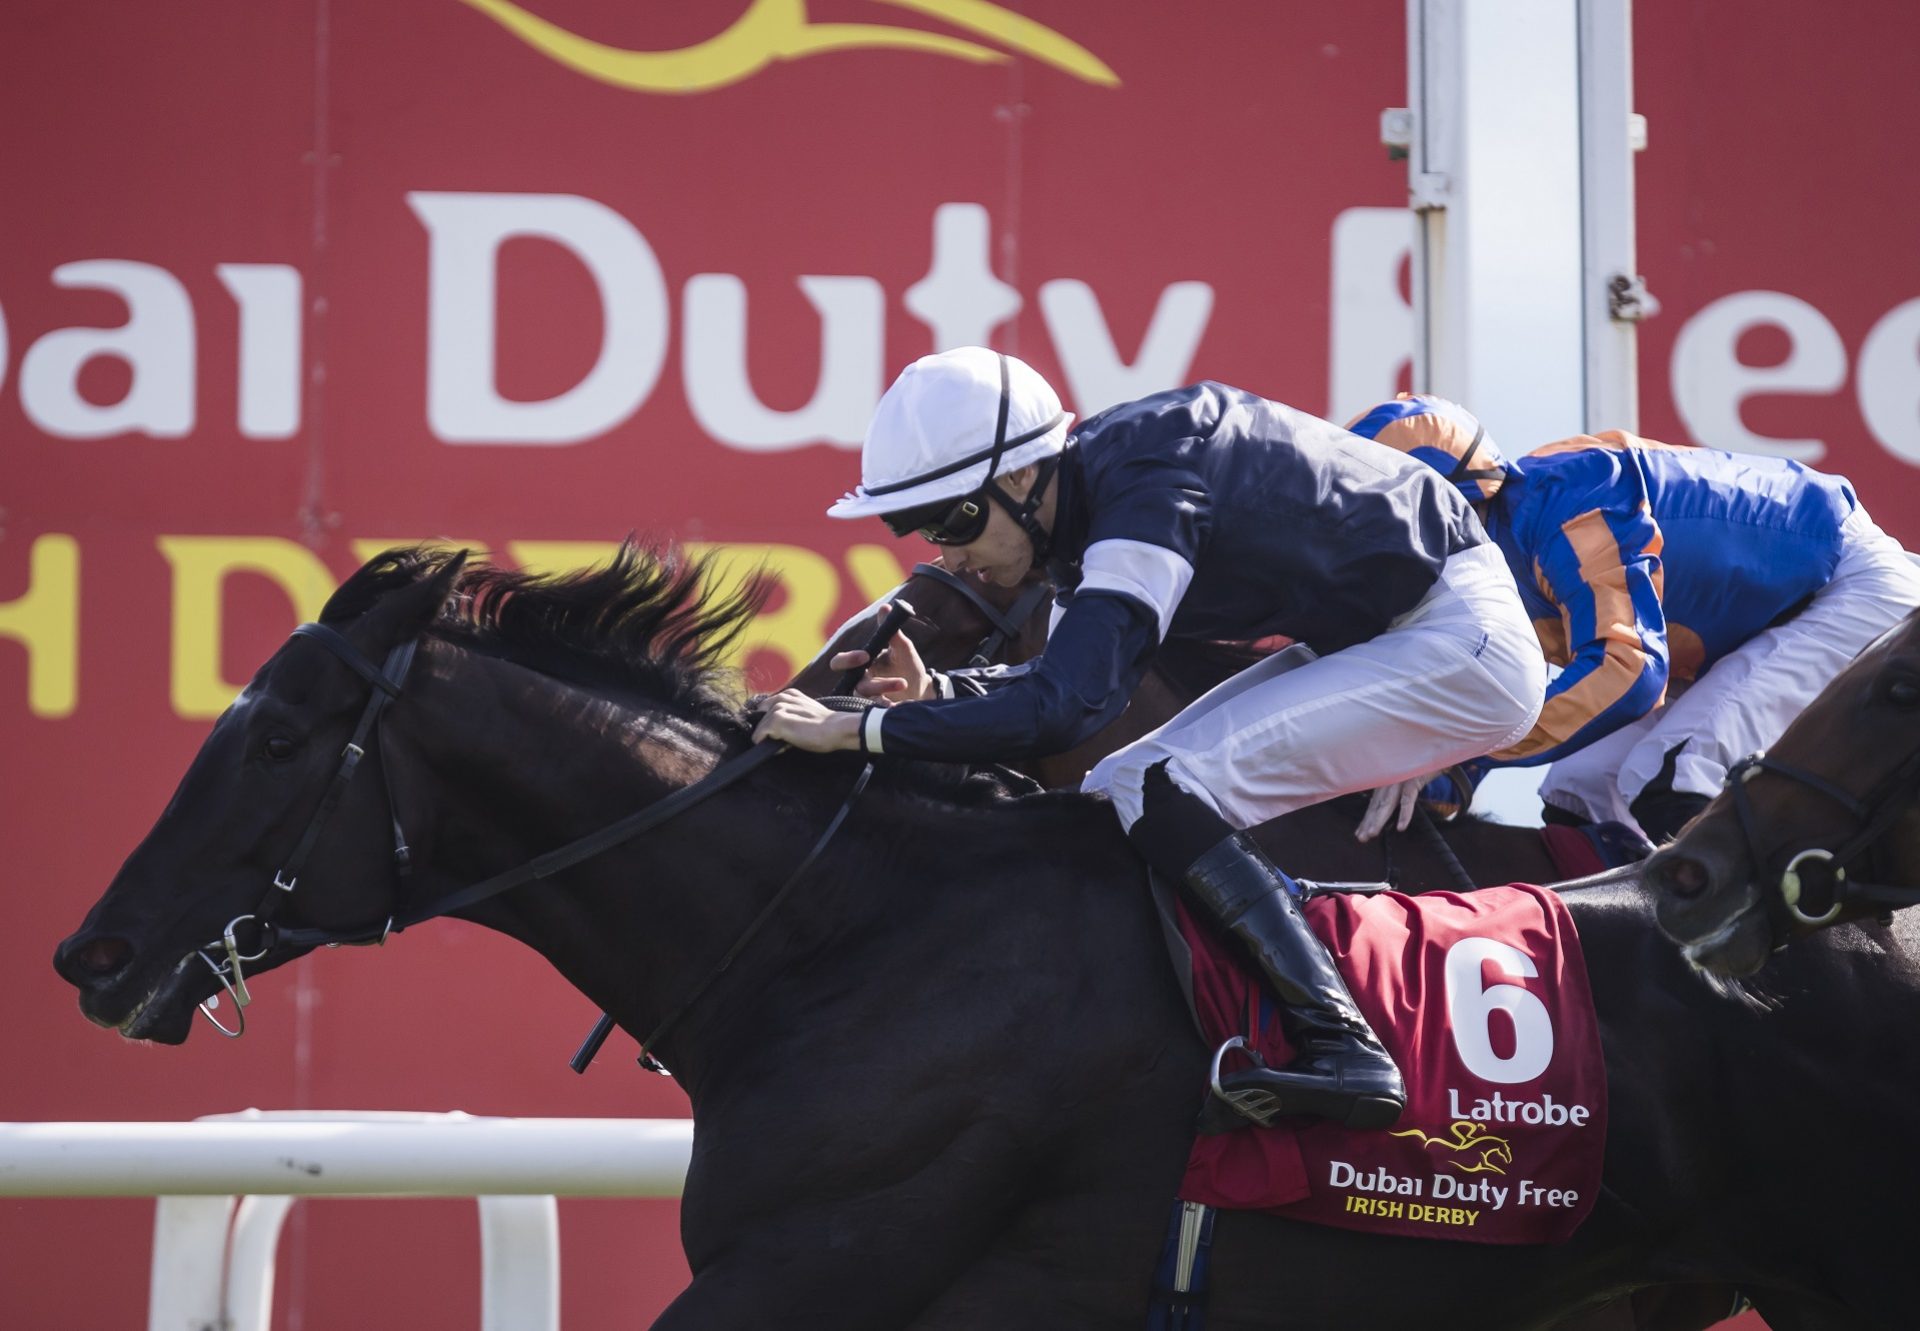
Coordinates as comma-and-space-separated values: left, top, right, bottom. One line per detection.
1539, 510, 1920, 831
1085, 543, 1546, 830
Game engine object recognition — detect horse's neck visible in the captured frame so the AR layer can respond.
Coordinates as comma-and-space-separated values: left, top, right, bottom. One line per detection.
397, 650, 786, 1069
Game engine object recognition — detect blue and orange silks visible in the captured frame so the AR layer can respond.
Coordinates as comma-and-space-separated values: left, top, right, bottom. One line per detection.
1481, 431, 1856, 768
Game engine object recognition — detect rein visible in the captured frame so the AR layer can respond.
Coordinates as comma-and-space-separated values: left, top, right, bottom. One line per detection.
192, 622, 876, 1078
1725, 746, 1920, 931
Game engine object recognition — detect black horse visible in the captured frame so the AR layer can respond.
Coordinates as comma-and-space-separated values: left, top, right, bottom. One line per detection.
792, 564, 1574, 891
55, 546, 1920, 1329
1650, 608, 1920, 977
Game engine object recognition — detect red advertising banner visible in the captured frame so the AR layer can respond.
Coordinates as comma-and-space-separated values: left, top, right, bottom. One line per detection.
2, 2, 1913, 1324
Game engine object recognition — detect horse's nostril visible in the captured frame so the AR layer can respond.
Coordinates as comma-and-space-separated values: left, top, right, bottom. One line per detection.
1660, 855, 1711, 901
64, 935, 135, 981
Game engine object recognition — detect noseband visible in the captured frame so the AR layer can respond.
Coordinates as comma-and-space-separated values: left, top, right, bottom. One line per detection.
1724, 745, 1920, 934
189, 621, 873, 1076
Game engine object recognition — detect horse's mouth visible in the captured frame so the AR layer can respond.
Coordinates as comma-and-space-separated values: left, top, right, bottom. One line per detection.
93, 954, 215, 1045
1680, 903, 1775, 979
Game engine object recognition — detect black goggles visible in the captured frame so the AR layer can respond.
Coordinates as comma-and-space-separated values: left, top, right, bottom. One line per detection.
881, 491, 992, 545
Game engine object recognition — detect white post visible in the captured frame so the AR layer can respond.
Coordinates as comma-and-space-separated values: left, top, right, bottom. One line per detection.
1402, 0, 1645, 827
1408, 0, 1642, 447
479, 1196, 562, 1331
1577, 0, 1648, 432
221, 1194, 297, 1331
148, 1195, 238, 1331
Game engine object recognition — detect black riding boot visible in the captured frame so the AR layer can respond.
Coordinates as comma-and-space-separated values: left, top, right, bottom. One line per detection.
1629, 740, 1712, 844
1629, 788, 1711, 844
1185, 833, 1407, 1130
1130, 763, 1406, 1131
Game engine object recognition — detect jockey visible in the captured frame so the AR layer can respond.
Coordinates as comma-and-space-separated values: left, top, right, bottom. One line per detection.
755, 348, 1546, 1130
1348, 393, 1920, 842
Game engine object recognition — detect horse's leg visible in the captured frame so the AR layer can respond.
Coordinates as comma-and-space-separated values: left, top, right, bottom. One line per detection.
907, 1254, 1136, 1331
658, 1117, 1062, 1330
1547, 1298, 1639, 1331
1623, 1285, 1751, 1331
650, 1200, 1017, 1331
1744, 1288, 1883, 1331
1544, 1286, 1751, 1331
904, 1181, 1193, 1331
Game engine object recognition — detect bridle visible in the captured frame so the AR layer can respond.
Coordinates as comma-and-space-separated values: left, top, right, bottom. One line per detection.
188, 621, 873, 1077
192, 622, 417, 1036
909, 562, 1051, 668
1722, 745, 1920, 933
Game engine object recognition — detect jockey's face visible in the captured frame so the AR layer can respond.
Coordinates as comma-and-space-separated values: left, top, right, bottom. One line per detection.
931, 463, 1050, 589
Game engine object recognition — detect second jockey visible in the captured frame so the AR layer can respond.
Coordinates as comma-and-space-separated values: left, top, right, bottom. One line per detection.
1348, 393, 1920, 842
754, 348, 1546, 1129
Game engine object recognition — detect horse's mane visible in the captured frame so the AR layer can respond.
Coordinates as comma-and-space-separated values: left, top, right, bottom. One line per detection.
323, 542, 1042, 810
324, 541, 763, 733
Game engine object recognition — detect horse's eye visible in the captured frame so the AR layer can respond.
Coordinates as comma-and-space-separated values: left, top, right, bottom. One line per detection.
1887, 679, 1920, 709
262, 735, 299, 761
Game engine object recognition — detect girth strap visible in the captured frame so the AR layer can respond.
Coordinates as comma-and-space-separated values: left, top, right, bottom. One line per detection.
1148, 1199, 1216, 1330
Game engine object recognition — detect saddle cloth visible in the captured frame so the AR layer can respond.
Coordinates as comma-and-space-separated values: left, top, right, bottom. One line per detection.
1172, 883, 1605, 1245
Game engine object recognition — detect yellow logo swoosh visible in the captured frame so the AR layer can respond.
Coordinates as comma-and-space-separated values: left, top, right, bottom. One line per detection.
1389, 1121, 1515, 1175
456, 0, 1120, 94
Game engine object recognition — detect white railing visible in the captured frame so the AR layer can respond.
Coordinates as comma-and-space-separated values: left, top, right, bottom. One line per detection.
0, 1110, 694, 1331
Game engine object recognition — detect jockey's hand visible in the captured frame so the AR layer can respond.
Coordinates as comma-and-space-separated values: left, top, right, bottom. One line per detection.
752, 689, 862, 752
1356, 767, 1477, 842
827, 608, 935, 703
1357, 776, 1426, 842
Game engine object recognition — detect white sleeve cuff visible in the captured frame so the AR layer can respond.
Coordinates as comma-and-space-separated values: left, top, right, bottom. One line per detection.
931, 672, 955, 699
861, 707, 886, 755
1076, 538, 1196, 640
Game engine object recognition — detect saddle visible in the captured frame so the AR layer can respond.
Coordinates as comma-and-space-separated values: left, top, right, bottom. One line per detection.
1539, 820, 1654, 879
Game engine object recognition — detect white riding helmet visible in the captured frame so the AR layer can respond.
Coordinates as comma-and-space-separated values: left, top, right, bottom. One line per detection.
828, 347, 1072, 521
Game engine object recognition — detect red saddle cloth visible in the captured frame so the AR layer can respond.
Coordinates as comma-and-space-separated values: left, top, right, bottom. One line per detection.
1179, 883, 1605, 1245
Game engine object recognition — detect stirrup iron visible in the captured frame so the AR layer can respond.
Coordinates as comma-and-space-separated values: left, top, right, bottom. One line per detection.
1208, 1035, 1285, 1127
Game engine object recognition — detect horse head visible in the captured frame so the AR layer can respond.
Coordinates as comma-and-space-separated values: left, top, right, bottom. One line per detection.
52, 548, 466, 1042
787, 561, 1051, 699
1648, 606, 1920, 976
52, 542, 775, 1052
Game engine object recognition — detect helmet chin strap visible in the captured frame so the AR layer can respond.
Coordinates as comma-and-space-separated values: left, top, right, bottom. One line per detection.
968, 352, 1058, 565
1447, 424, 1507, 492
984, 456, 1060, 565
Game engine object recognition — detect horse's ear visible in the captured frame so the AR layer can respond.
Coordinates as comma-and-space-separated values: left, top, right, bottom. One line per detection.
351, 550, 469, 654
